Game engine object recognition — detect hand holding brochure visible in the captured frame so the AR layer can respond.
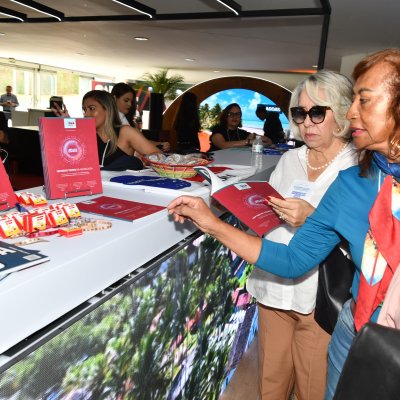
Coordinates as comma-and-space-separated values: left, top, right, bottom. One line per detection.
195, 166, 284, 237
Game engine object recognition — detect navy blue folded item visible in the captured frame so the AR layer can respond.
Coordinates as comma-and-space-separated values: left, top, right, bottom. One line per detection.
110, 175, 191, 189
263, 148, 283, 155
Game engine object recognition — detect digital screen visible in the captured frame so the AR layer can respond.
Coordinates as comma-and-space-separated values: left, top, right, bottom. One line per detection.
0, 217, 256, 399
200, 88, 290, 133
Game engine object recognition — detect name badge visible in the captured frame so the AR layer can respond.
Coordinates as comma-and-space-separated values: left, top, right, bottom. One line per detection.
286, 180, 314, 201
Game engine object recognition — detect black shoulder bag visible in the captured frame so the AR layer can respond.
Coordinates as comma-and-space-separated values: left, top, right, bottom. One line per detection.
333, 322, 400, 400
314, 244, 355, 335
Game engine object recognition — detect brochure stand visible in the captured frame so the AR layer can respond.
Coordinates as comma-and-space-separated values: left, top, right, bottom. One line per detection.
38, 117, 102, 200
64, 188, 94, 199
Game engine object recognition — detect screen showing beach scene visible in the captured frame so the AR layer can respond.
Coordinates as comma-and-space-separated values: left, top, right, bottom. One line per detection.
199, 88, 290, 134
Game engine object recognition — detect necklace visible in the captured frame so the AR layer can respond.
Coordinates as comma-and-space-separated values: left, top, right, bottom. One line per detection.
306, 143, 348, 171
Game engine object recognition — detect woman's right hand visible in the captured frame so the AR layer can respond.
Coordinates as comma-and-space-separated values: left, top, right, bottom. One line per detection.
167, 196, 221, 233
51, 102, 70, 117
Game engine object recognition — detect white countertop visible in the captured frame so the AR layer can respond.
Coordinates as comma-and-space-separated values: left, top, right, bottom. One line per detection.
0, 148, 280, 356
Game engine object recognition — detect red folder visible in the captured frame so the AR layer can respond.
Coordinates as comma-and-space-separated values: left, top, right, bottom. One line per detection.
195, 166, 284, 237
76, 196, 165, 222
0, 160, 17, 211
39, 117, 102, 199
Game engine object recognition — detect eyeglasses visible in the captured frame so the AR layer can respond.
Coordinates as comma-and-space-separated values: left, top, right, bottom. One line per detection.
227, 111, 242, 118
290, 106, 332, 124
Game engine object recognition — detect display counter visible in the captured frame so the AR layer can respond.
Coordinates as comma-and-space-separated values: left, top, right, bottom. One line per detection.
0, 148, 280, 398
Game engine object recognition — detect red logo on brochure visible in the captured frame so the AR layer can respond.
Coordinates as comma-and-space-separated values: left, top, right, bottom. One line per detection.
60, 137, 86, 164
245, 194, 267, 208
100, 203, 123, 211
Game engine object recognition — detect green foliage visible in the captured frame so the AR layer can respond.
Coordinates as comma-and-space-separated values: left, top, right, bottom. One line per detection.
139, 68, 185, 100
0, 233, 250, 400
199, 102, 222, 129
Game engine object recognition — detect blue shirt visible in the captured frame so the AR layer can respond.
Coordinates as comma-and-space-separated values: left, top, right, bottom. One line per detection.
256, 164, 380, 304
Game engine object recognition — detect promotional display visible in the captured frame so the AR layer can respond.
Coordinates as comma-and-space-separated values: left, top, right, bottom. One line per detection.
195, 166, 284, 236
0, 240, 49, 277
0, 161, 17, 211
39, 117, 102, 199
76, 196, 165, 222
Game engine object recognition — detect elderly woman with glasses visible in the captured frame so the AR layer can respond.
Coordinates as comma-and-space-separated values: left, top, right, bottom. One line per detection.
168, 69, 359, 400
169, 49, 400, 399
210, 103, 261, 150
245, 70, 357, 400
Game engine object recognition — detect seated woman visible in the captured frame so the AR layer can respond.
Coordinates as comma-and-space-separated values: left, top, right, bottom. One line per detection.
54, 90, 161, 171
173, 91, 201, 154
111, 82, 136, 126
210, 103, 268, 151
111, 83, 170, 152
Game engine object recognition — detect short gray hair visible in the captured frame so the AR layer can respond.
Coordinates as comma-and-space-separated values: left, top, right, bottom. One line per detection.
289, 70, 353, 141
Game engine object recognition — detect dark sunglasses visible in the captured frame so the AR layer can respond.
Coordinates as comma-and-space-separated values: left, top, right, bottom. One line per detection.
290, 106, 332, 124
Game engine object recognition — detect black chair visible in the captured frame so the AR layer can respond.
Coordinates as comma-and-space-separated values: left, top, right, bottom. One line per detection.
0, 111, 8, 136
333, 322, 400, 400
0, 111, 11, 171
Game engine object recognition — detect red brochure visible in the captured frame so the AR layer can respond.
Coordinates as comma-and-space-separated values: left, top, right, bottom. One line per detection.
76, 196, 165, 222
39, 117, 102, 199
0, 160, 17, 211
195, 166, 284, 237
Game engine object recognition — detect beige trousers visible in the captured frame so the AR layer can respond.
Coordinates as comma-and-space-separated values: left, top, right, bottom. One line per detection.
257, 304, 331, 400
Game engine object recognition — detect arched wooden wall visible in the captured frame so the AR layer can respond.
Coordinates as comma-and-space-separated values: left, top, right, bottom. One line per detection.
162, 75, 292, 151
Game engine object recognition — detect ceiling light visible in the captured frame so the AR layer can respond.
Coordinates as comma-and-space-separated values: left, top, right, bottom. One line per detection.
9, 0, 64, 21
112, 0, 155, 19
215, 0, 241, 16
135, 36, 149, 41
0, 6, 26, 21
312, 65, 318, 68
0, 32, 6, 36
185, 58, 195, 62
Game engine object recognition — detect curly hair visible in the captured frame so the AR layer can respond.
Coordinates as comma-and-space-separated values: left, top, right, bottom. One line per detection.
352, 49, 400, 174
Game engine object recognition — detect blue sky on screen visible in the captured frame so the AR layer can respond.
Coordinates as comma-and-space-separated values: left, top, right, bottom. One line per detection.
200, 88, 289, 130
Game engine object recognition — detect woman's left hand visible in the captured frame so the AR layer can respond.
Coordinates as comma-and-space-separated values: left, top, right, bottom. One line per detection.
268, 196, 315, 227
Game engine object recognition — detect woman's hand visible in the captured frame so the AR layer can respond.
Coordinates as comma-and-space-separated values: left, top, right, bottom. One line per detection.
268, 196, 315, 227
167, 196, 221, 234
159, 141, 171, 152
167, 195, 262, 264
51, 102, 70, 117
261, 136, 273, 146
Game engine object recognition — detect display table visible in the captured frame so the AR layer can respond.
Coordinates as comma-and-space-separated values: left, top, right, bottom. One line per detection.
0, 148, 280, 398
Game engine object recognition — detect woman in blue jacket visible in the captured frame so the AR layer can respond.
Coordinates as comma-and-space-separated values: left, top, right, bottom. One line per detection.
167, 48, 400, 399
